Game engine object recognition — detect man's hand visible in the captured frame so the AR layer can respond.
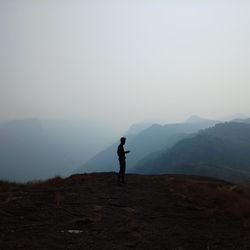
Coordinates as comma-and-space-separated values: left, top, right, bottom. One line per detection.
125, 150, 130, 154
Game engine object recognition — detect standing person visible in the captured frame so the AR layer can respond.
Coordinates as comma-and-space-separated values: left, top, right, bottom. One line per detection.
117, 137, 130, 184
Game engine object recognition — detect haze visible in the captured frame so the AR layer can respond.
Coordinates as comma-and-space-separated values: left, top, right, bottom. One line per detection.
1, 0, 250, 132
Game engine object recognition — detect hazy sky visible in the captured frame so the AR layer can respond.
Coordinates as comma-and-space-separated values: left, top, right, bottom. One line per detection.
1, 0, 250, 131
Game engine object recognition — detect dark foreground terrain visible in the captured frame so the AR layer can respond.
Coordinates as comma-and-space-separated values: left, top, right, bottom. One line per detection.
1, 173, 250, 249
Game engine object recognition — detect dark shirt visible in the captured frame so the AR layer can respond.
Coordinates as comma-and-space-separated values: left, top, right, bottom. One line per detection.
117, 144, 126, 161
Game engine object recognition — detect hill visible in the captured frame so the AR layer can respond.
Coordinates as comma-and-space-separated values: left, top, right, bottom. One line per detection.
232, 118, 250, 124
135, 122, 250, 181
1, 173, 250, 249
125, 121, 154, 135
185, 115, 220, 124
0, 118, 116, 182
78, 118, 219, 173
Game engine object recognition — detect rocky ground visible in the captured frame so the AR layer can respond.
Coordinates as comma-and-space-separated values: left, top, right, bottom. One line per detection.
0, 172, 250, 249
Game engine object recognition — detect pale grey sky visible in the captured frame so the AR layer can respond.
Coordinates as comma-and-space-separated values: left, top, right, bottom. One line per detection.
1, 0, 250, 131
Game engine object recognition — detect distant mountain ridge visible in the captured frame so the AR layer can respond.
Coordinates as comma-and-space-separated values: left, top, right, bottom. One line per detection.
0, 118, 116, 182
185, 115, 220, 124
77, 117, 220, 173
135, 122, 250, 181
232, 118, 250, 124
125, 122, 155, 135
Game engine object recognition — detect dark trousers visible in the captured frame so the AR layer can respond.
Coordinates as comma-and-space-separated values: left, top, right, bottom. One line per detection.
118, 159, 126, 183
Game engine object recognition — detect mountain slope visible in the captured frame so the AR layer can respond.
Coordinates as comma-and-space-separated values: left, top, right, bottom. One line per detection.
78, 119, 219, 173
0, 118, 116, 182
135, 122, 250, 181
232, 118, 250, 124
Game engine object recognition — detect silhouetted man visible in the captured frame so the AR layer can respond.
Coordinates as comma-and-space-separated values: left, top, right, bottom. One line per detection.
117, 137, 130, 184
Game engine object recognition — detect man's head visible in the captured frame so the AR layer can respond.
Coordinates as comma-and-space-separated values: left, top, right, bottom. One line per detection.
120, 137, 126, 145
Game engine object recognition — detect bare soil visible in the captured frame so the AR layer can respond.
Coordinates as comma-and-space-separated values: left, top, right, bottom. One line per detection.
0, 173, 250, 249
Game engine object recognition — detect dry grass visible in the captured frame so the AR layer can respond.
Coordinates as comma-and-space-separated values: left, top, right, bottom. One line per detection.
0, 173, 96, 190
2, 173, 250, 229
43, 176, 64, 186
170, 176, 250, 229
0, 175, 65, 191
0, 180, 21, 192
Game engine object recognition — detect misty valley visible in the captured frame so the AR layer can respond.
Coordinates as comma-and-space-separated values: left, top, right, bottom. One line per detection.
0, 118, 116, 181
1, 115, 250, 183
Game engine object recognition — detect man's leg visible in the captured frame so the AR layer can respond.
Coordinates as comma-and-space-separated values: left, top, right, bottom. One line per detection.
118, 160, 122, 183
121, 160, 126, 183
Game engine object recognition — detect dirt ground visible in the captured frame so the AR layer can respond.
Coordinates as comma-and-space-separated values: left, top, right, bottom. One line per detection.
0, 173, 250, 249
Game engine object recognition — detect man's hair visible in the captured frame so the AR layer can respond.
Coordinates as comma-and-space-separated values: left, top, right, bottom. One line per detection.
120, 137, 126, 143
